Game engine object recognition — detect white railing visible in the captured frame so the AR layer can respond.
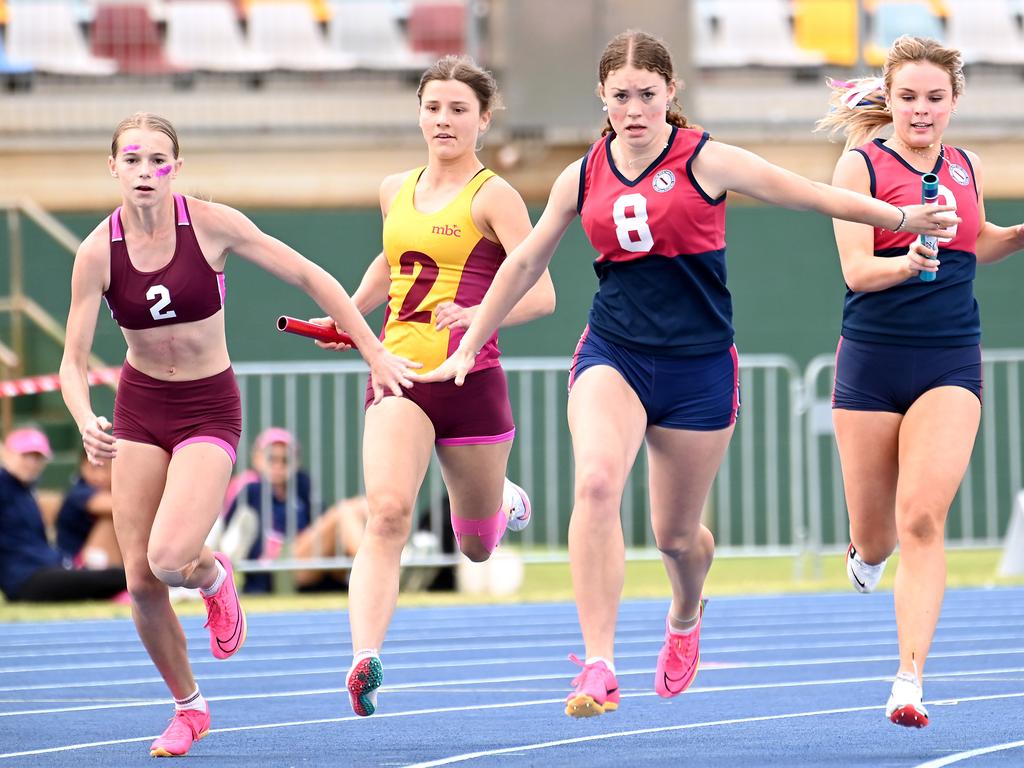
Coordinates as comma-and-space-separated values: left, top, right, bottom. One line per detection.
803, 349, 1024, 556
228, 354, 806, 575
226, 350, 1024, 580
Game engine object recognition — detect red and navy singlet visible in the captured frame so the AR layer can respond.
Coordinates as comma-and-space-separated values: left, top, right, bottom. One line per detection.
577, 126, 730, 356
104, 194, 226, 331
843, 139, 981, 346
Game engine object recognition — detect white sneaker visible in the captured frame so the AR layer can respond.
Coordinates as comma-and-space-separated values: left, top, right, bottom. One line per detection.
886, 670, 929, 728
503, 479, 532, 533
846, 543, 887, 594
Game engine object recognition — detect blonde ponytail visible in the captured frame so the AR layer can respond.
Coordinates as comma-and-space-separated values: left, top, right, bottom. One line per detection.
814, 76, 892, 151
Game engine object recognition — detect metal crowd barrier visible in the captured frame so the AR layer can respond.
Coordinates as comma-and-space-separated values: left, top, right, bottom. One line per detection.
228, 350, 1024, 578
804, 349, 1024, 558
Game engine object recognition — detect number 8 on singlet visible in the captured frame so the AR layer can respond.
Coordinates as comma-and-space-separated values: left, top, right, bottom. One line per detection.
613, 193, 654, 253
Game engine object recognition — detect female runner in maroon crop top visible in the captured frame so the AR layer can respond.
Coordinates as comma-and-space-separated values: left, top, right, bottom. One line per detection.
59, 112, 418, 758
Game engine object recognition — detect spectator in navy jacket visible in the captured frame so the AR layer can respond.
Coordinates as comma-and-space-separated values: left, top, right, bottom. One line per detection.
0, 428, 125, 602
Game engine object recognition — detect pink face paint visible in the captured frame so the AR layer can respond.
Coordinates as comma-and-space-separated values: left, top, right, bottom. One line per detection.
155, 165, 173, 178
122, 145, 141, 153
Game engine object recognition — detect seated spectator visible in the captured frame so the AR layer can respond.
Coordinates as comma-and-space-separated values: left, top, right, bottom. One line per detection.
55, 452, 122, 569
216, 427, 453, 593
0, 427, 126, 602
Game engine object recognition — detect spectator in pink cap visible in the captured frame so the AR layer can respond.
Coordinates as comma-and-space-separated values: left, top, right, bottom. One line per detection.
214, 427, 362, 593
0, 427, 126, 602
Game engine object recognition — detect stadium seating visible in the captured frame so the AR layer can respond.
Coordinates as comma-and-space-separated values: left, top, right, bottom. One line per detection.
166, 0, 273, 73
864, 1, 944, 66
407, 1, 464, 58
944, 0, 1024, 65
247, 0, 354, 70
6, 0, 117, 76
694, 0, 825, 68
91, 3, 181, 75
792, 0, 859, 66
328, 0, 433, 71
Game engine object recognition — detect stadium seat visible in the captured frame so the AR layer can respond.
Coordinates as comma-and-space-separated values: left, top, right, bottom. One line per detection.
245, 0, 333, 23
0, 33, 33, 84
166, 0, 273, 73
6, 0, 117, 76
866, 0, 949, 15
865, 1, 944, 66
792, 0, 859, 66
944, 0, 1024, 65
328, 0, 433, 71
694, 0, 825, 68
407, 1, 465, 58
91, 3, 183, 75
247, 0, 354, 70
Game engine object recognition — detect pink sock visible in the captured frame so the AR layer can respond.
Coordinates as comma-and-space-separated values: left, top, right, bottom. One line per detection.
451, 504, 508, 554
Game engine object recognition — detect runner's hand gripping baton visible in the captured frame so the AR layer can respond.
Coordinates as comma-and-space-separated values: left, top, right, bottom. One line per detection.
277, 316, 355, 347
918, 173, 940, 282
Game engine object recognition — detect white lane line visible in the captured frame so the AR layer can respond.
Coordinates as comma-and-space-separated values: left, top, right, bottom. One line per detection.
401, 692, 1024, 768
5, 687, 1024, 761
4, 662, 1024, 718
6, 619, 1024, 676
4, 604, 1023, 649
914, 740, 1024, 767
0, 642, 1019, 695
3, 644, 1024, 695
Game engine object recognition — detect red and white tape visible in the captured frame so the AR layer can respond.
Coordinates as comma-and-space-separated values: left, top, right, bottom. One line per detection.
0, 367, 120, 398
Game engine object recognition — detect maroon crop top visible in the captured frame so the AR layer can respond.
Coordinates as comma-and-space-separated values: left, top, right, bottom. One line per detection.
104, 194, 225, 331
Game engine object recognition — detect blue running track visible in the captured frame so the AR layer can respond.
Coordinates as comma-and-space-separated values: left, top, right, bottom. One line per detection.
1, 587, 1023, 767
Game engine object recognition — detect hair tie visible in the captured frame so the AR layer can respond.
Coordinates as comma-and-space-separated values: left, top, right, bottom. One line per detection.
839, 76, 886, 110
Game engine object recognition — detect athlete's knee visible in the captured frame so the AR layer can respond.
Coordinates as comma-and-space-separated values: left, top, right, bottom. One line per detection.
364, 491, 413, 543
451, 506, 506, 561
458, 538, 492, 563
147, 550, 202, 587
655, 521, 713, 557
126, 571, 169, 606
574, 462, 625, 508
897, 504, 944, 546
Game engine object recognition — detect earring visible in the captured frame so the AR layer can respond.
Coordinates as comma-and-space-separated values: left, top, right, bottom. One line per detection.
601, 104, 608, 112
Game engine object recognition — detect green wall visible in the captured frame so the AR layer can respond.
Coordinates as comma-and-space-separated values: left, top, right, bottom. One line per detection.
3, 201, 1023, 513
5, 200, 1022, 371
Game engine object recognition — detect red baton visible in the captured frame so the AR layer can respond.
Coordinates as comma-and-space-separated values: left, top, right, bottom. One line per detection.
277, 316, 356, 347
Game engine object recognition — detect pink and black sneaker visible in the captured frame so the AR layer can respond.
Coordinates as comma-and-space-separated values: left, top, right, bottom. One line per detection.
654, 599, 705, 698
564, 653, 620, 718
149, 704, 210, 757
203, 552, 247, 660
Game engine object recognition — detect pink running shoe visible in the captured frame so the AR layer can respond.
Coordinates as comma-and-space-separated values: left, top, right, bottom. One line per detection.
564, 653, 619, 718
346, 654, 383, 717
203, 552, 247, 660
655, 599, 705, 698
149, 705, 210, 757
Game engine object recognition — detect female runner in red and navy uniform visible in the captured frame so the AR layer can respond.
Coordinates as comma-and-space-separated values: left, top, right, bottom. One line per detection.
416, 30, 957, 719
59, 113, 416, 757
819, 36, 1024, 728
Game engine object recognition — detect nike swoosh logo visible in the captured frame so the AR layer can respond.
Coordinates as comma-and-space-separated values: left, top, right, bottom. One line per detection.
216, 590, 244, 653
849, 558, 867, 589
663, 660, 697, 692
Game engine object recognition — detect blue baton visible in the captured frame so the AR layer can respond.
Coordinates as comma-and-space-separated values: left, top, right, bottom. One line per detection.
918, 173, 940, 282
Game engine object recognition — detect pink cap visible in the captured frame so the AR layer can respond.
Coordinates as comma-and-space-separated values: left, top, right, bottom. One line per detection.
5, 428, 52, 458
254, 427, 294, 452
